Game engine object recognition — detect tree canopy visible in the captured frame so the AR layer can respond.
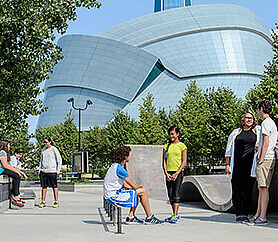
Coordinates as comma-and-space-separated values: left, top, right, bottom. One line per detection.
246, 25, 278, 124
0, 0, 101, 138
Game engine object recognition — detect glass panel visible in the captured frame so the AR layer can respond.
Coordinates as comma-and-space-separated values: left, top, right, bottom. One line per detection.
155, 0, 191, 12
132, 60, 165, 101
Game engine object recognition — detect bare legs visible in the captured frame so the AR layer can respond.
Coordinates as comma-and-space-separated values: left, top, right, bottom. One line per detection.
171, 203, 180, 216
41, 187, 47, 202
129, 188, 152, 217
255, 187, 269, 220
53, 188, 58, 201
41, 187, 58, 202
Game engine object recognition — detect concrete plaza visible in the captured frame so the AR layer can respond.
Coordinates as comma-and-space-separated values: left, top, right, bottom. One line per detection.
0, 185, 278, 242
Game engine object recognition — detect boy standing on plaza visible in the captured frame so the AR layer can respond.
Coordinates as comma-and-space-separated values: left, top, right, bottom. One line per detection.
39, 137, 62, 209
103, 146, 164, 225
250, 100, 277, 225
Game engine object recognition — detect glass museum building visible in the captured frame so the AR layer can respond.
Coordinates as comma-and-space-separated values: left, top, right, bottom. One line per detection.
37, 1, 273, 129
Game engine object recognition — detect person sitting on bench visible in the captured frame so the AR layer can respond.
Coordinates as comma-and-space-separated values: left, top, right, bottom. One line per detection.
0, 140, 24, 207
103, 145, 164, 225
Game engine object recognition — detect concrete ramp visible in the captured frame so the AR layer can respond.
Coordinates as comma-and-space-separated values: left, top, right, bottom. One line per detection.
181, 175, 233, 212
127, 145, 278, 212
127, 145, 168, 200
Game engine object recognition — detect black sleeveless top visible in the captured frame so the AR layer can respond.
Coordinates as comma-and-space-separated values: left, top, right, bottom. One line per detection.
234, 129, 256, 169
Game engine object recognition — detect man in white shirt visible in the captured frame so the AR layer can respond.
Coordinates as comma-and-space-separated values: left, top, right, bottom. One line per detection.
10, 148, 23, 168
10, 148, 27, 180
251, 100, 278, 226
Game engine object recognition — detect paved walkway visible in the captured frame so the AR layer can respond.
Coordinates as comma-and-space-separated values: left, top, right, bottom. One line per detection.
1, 185, 278, 242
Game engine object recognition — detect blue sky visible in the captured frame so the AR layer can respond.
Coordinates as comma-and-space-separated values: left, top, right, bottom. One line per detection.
27, 0, 278, 134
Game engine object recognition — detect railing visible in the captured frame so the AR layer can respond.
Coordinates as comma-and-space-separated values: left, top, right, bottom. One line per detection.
186, 153, 226, 175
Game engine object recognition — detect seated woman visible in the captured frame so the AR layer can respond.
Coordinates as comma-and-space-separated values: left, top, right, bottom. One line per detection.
0, 140, 24, 207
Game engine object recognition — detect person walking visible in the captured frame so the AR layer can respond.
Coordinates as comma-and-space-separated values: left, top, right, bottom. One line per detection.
163, 125, 187, 223
249, 100, 278, 226
0, 140, 24, 207
225, 111, 260, 222
39, 137, 62, 208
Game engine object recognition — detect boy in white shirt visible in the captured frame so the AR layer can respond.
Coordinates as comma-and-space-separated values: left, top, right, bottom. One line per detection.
10, 148, 27, 179
103, 146, 164, 225
250, 100, 278, 226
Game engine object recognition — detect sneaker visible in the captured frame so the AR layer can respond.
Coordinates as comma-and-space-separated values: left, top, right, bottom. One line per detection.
254, 217, 268, 226
39, 202, 46, 208
235, 216, 243, 222
11, 197, 24, 207
241, 216, 250, 223
170, 215, 180, 223
249, 215, 258, 223
245, 215, 258, 226
145, 215, 164, 225
125, 216, 143, 225
53, 202, 59, 208
165, 215, 174, 222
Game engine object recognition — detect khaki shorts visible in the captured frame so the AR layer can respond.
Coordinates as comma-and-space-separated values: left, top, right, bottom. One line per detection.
255, 159, 275, 188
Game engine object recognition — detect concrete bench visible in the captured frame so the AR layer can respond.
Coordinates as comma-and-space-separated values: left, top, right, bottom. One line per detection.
103, 197, 122, 234
19, 189, 36, 209
0, 176, 10, 212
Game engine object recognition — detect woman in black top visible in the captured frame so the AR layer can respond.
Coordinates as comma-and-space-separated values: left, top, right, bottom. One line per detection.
225, 111, 259, 222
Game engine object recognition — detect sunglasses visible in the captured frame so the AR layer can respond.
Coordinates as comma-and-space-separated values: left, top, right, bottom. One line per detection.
44, 141, 49, 143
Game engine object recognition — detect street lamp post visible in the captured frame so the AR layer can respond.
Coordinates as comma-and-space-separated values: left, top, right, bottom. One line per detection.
67, 98, 93, 151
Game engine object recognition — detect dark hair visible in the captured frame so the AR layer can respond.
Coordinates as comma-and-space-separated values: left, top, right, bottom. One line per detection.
44, 136, 52, 143
240, 111, 257, 129
257, 100, 272, 114
168, 125, 180, 135
0, 140, 10, 161
114, 146, 131, 163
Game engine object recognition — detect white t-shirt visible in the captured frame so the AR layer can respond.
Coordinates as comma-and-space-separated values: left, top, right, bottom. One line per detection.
10, 155, 19, 168
103, 163, 129, 199
258, 117, 278, 160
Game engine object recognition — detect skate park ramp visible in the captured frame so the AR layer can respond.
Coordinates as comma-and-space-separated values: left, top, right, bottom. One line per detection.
181, 160, 278, 212
181, 175, 233, 212
127, 145, 168, 200
127, 145, 278, 212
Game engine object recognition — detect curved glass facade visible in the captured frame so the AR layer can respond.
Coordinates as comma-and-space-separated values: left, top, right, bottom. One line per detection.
38, 4, 272, 129
38, 35, 158, 129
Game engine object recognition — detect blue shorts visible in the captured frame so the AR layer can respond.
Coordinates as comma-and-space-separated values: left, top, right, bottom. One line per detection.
106, 188, 137, 207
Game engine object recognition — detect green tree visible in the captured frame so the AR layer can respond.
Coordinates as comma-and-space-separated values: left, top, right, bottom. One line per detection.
204, 86, 245, 158
137, 93, 165, 145
82, 126, 109, 169
3, 123, 36, 169
0, 0, 101, 138
172, 81, 208, 159
35, 113, 79, 167
246, 26, 278, 124
158, 108, 172, 140
104, 110, 140, 165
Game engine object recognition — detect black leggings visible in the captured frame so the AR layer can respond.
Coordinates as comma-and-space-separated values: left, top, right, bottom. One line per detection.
166, 171, 183, 204
2, 169, 20, 196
